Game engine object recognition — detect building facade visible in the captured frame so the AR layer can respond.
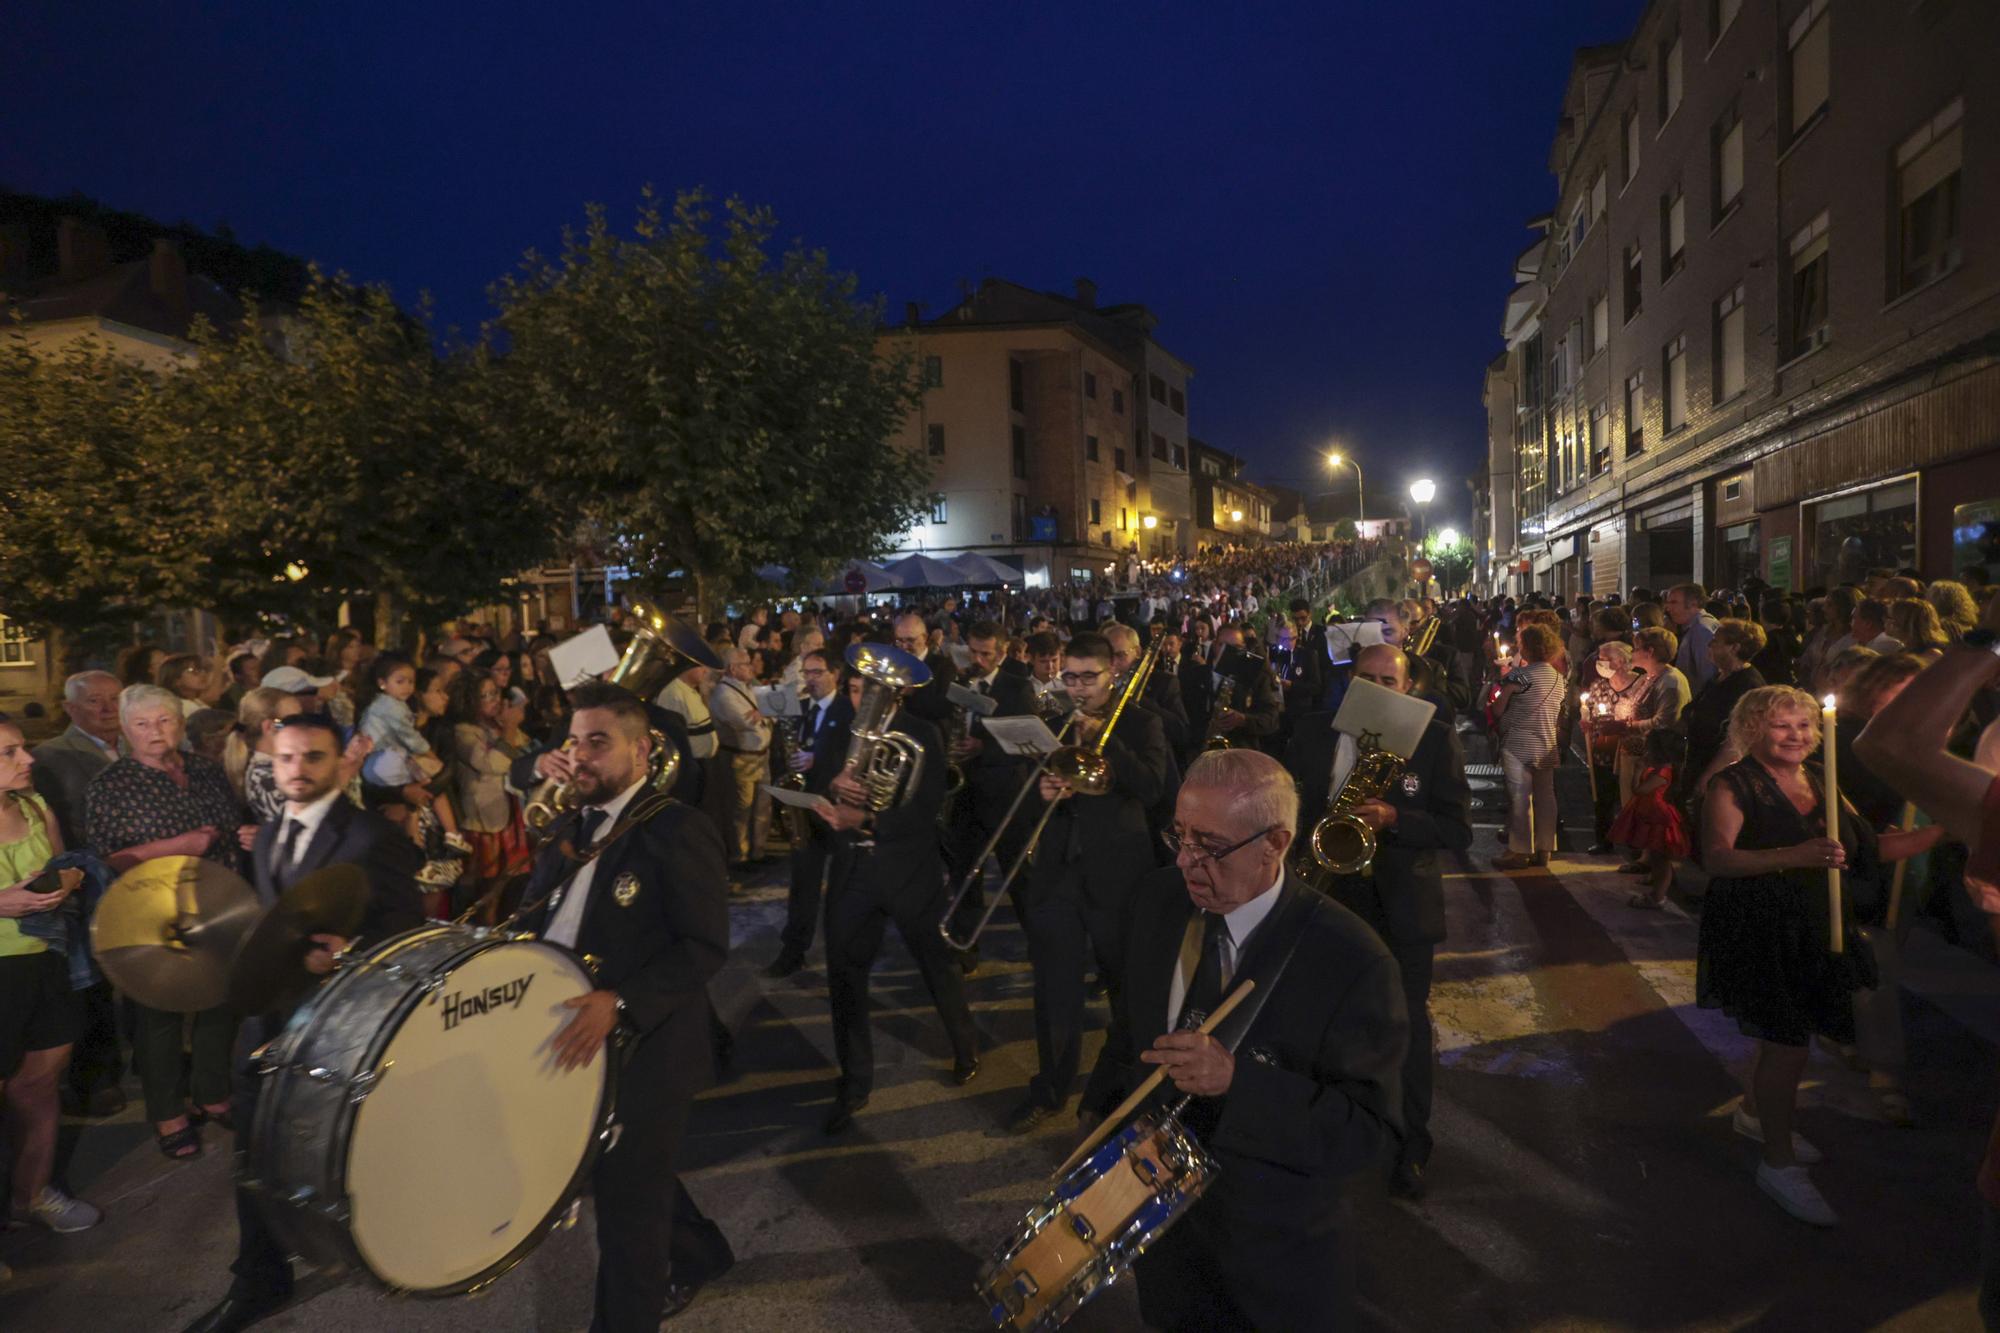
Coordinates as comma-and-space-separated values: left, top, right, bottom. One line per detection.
879, 279, 1194, 583
1487, 0, 1999, 599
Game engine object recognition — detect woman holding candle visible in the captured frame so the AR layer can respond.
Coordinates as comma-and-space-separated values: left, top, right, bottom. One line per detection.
1696, 684, 1941, 1226
1583, 640, 1645, 853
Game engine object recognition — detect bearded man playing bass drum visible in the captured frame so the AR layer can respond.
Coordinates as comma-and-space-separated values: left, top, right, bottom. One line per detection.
1078, 748, 1407, 1331
519, 683, 735, 1329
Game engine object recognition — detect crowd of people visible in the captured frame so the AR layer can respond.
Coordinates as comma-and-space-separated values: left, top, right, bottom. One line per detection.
10, 536, 2000, 1326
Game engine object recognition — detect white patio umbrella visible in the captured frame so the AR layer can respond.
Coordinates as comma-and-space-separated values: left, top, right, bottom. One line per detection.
949, 552, 1025, 585
882, 553, 971, 590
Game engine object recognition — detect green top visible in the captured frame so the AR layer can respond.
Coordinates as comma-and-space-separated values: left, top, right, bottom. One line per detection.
0, 792, 54, 957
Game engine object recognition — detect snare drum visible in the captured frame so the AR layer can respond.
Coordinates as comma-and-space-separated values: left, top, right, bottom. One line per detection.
245, 923, 615, 1295
976, 1107, 1215, 1331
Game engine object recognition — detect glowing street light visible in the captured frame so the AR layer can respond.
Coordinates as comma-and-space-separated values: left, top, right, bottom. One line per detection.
1141, 513, 1158, 529
1438, 527, 1460, 547
1409, 477, 1435, 544
1229, 509, 1244, 523
1326, 450, 1366, 529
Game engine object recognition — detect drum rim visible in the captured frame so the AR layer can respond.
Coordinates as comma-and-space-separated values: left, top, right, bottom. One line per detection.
260, 925, 619, 1298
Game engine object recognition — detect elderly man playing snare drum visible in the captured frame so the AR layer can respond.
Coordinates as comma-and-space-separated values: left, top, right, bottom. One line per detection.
1078, 748, 1407, 1331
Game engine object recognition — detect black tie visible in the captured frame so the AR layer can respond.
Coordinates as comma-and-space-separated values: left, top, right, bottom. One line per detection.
576, 807, 609, 853
1177, 911, 1232, 1030
276, 818, 308, 890
977, 678, 991, 696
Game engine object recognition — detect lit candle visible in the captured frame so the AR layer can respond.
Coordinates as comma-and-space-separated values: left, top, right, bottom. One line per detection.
1821, 693, 1844, 954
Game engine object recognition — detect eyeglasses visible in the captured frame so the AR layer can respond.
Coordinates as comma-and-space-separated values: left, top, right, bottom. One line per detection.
1159, 824, 1279, 866
1058, 670, 1106, 687
801, 667, 829, 678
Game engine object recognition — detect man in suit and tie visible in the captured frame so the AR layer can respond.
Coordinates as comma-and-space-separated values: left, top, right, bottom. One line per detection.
1278, 599, 1327, 743
815, 667, 980, 1134
181, 713, 425, 1333
1079, 749, 1407, 1331
766, 649, 852, 977
1202, 625, 1282, 753
1285, 643, 1471, 1198
942, 620, 1040, 968
518, 683, 735, 1328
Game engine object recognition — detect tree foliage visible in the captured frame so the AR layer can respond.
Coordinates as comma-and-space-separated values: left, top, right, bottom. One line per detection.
484, 189, 929, 616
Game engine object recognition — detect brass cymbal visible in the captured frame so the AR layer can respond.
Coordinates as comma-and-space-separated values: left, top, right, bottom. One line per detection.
228, 863, 370, 1016
92, 856, 262, 1013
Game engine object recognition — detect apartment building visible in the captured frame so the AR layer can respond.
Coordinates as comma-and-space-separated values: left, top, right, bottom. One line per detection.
1190, 438, 1277, 548
880, 278, 1194, 583
1487, 0, 1998, 599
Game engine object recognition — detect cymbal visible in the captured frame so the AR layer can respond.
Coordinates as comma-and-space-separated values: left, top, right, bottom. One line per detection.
92, 857, 262, 1013
228, 863, 369, 1016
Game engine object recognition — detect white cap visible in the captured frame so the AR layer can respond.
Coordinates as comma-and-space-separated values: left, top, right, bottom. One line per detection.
261, 665, 334, 694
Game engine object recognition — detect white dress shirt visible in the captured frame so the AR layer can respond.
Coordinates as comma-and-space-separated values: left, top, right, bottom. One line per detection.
1165, 865, 1285, 1031
277, 788, 345, 870
545, 778, 646, 949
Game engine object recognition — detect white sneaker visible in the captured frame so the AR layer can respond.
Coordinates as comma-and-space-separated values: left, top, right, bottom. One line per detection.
1732, 1104, 1823, 1164
1756, 1161, 1838, 1226
22, 1186, 102, 1234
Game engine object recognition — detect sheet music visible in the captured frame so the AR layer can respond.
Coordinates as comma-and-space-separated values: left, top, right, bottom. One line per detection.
980, 714, 1063, 757
946, 683, 1000, 717
1330, 677, 1436, 759
760, 783, 828, 811
547, 625, 619, 689
756, 685, 801, 720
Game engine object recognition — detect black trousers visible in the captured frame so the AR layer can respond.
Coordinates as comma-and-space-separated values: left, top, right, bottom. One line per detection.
590, 1034, 733, 1333
1020, 864, 1126, 1110
825, 853, 977, 1100
226, 1014, 290, 1301
1591, 754, 1621, 844
779, 842, 829, 956
1135, 1188, 1355, 1332
65, 980, 122, 1095
1387, 940, 1434, 1168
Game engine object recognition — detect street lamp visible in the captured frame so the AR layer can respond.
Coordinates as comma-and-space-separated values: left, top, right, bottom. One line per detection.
1438, 526, 1460, 547
1229, 509, 1244, 523
1141, 513, 1158, 529
1326, 451, 1366, 531
1409, 477, 1435, 544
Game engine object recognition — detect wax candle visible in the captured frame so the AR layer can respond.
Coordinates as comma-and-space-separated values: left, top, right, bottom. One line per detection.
1822, 693, 1844, 954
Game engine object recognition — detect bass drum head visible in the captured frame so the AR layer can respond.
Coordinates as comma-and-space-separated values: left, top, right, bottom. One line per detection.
344, 939, 606, 1293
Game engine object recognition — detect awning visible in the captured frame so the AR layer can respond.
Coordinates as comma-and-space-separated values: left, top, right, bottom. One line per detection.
949, 552, 1025, 585
882, 553, 970, 589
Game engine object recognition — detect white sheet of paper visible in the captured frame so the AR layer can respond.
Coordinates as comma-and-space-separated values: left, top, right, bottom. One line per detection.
946, 683, 999, 717
981, 714, 1063, 757
949, 643, 974, 670
760, 783, 828, 811
1324, 621, 1385, 666
1330, 677, 1436, 760
548, 625, 620, 689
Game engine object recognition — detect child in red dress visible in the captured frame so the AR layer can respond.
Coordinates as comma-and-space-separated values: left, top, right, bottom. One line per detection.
1610, 729, 1691, 908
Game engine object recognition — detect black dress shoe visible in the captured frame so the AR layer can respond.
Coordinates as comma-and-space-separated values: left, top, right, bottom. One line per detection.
1004, 1098, 1058, 1135
180, 1290, 292, 1333
822, 1094, 870, 1135
659, 1280, 701, 1321
1390, 1159, 1428, 1200
763, 951, 805, 979
952, 1056, 981, 1086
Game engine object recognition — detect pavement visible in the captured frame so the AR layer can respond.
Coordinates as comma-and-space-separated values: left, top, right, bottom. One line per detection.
5, 774, 1998, 1331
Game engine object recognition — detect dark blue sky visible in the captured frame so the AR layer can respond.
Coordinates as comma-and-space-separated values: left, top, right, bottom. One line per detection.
3, 1, 1645, 529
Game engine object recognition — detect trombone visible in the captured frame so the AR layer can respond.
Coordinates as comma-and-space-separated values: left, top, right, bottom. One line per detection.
938, 629, 1162, 951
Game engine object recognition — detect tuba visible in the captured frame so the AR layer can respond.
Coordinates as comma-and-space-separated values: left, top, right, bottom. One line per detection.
839, 642, 931, 813
1294, 735, 1405, 882
523, 597, 719, 836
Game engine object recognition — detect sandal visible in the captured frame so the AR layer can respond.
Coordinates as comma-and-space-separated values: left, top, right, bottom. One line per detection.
156, 1125, 203, 1161
188, 1104, 236, 1134
1627, 892, 1666, 910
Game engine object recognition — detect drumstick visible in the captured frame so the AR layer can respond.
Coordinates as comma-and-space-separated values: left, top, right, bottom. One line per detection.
1051, 979, 1255, 1180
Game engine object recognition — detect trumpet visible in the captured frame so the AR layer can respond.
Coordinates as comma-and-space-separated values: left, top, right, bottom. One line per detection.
1293, 734, 1405, 884
839, 642, 931, 816
524, 596, 719, 837
938, 630, 1162, 952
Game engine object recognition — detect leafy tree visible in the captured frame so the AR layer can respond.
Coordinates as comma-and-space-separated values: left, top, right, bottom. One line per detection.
485, 189, 930, 618
1422, 530, 1475, 596
1331, 517, 1358, 543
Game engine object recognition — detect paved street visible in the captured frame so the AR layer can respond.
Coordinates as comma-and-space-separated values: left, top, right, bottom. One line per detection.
5, 810, 1997, 1332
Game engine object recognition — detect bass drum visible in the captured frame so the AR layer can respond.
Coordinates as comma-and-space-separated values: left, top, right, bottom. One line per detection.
245, 924, 614, 1296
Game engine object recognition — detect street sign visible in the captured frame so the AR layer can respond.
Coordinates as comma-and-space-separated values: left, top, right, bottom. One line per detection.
843, 569, 867, 594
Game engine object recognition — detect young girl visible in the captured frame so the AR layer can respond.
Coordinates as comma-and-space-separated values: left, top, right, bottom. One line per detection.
1610, 728, 1691, 909
358, 654, 446, 794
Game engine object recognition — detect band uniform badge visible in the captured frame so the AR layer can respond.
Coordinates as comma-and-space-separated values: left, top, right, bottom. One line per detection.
1401, 773, 1422, 797
612, 873, 641, 908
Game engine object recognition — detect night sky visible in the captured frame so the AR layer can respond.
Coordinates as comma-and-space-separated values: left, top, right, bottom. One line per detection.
4, 1, 1647, 531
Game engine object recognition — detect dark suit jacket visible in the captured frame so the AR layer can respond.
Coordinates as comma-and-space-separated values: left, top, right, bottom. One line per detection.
1140, 669, 1191, 756
250, 797, 426, 951
1081, 870, 1406, 1313
1178, 648, 1216, 745
1280, 629, 1328, 722
31, 726, 117, 849
519, 797, 730, 1063
1029, 709, 1172, 901
830, 714, 946, 902
1285, 713, 1472, 945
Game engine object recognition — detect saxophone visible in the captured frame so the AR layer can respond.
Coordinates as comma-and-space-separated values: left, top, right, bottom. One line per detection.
1201, 677, 1238, 752
1294, 736, 1405, 883
772, 714, 812, 845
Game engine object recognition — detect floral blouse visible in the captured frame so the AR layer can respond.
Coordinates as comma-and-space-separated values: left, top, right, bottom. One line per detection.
84, 754, 246, 875
243, 753, 286, 823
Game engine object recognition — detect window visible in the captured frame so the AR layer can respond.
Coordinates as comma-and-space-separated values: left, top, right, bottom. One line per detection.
1715, 283, 1746, 403
1660, 31, 1684, 123
1551, 334, 1569, 396
1152, 432, 1168, 462
1714, 104, 1743, 219
1011, 425, 1028, 479
1661, 186, 1686, 280
1565, 321, 1583, 385
1570, 201, 1588, 252
1119, 507, 1129, 531
1084, 371, 1097, 399
1789, 0, 1829, 135
1624, 243, 1644, 320
1009, 359, 1024, 412
1112, 388, 1125, 413
1895, 98, 1964, 295
1591, 402, 1611, 475
1788, 211, 1831, 358
1590, 169, 1608, 221
1590, 293, 1610, 357
1089, 498, 1102, 525
1808, 478, 1918, 585
1710, 0, 1741, 46
931, 497, 948, 525
1085, 433, 1099, 462
1172, 444, 1186, 469
1149, 374, 1167, 404
1169, 386, 1185, 415
926, 423, 945, 458
1663, 334, 1688, 433
1114, 446, 1127, 472
0, 615, 32, 667
1011, 494, 1030, 542
1127, 479, 1137, 501
1625, 372, 1646, 454
1622, 107, 1641, 186
922, 355, 943, 389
